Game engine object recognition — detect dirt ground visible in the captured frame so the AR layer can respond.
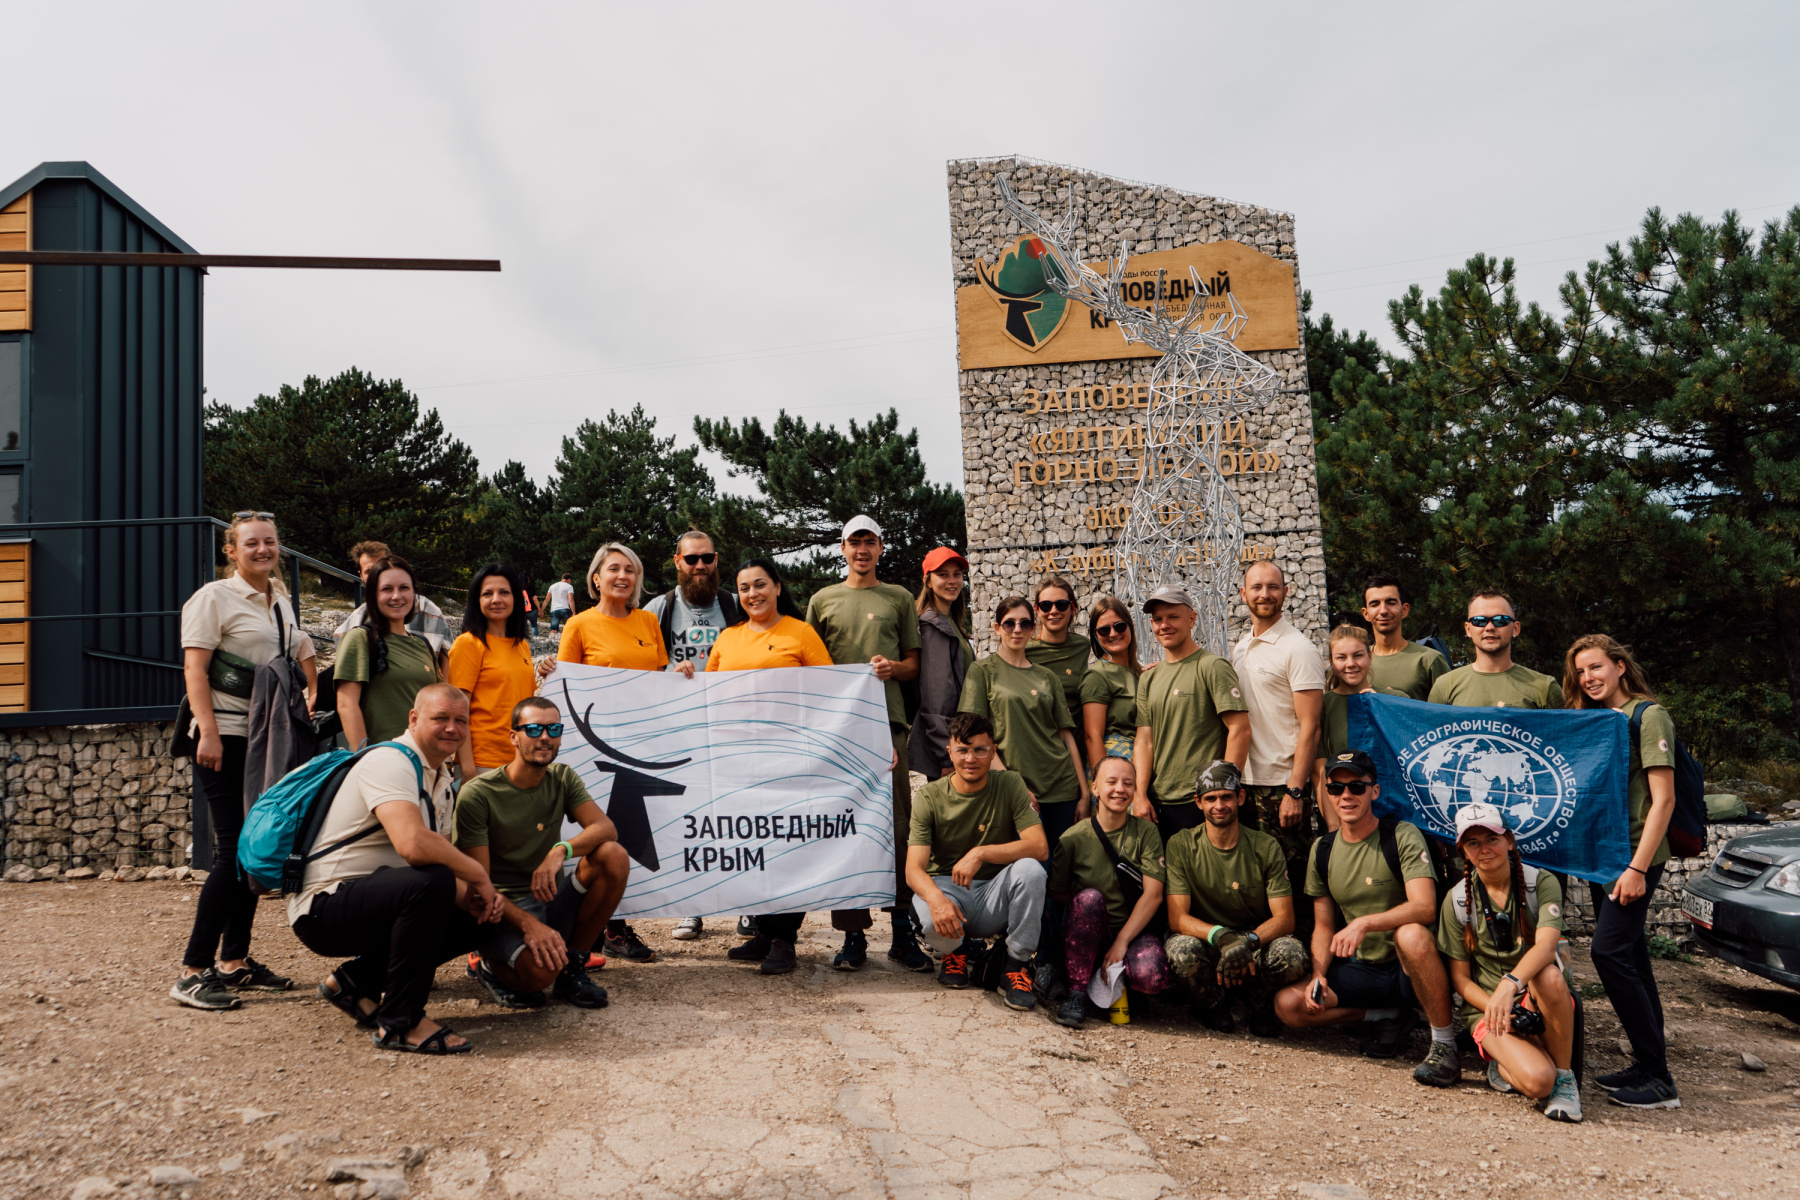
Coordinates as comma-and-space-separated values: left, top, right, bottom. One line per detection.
0, 881, 1795, 1200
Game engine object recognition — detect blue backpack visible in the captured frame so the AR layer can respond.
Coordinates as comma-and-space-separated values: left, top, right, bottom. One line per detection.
238, 741, 427, 895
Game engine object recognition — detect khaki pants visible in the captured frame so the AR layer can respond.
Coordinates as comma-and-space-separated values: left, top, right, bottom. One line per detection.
832, 728, 913, 932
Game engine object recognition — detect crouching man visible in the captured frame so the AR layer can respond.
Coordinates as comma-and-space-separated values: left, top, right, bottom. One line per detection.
907, 712, 1049, 1011
452, 696, 630, 1009
1163, 760, 1308, 1037
292, 684, 501, 1054
1274, 750, 1461, 1087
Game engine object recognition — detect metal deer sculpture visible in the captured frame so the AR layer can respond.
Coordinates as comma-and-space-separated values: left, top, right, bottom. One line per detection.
997, 178, 1281, 657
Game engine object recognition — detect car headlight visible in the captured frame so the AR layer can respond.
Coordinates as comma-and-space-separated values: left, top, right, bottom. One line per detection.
1767, 862, 1800, 898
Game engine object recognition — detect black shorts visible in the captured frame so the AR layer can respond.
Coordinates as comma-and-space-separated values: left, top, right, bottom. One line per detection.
478, 873, 584, 968
1326, 955, 1415, 1010
1152, 797, 1205, 835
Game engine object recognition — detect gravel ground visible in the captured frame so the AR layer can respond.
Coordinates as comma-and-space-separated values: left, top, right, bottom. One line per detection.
0, 881, 1793, 1199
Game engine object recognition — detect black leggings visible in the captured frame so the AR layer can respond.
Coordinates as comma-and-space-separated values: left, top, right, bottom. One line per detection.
1589, 864, 1668, 1078
183, 736, 258, 970
292, 863, 482, 1038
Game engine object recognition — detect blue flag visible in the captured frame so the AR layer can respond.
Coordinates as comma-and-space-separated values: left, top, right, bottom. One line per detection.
1346, 693, 1633, 884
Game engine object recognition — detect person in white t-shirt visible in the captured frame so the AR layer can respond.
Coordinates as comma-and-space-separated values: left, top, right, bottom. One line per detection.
545, 574, 577, 633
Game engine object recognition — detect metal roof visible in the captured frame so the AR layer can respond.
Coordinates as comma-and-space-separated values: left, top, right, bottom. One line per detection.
0, 161, 197, 254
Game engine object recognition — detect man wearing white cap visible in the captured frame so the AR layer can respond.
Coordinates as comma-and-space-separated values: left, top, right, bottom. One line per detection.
804, 515, 931, 972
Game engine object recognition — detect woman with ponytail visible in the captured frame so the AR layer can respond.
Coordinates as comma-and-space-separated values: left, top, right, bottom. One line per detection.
1438, 803, 1580, 1122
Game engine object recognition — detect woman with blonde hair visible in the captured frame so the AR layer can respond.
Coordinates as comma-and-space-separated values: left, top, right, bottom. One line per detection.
1311, 625, 1405, 826
172, 511, 317, 1010
1563, 633, 1680, 1110
1080, 596, 1142, 768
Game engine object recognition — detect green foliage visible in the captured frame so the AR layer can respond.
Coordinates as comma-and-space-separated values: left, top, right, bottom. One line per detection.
478, 460, 554, 591
1646, 933, 1694, 963
1656, 681, 1799, 772
693, 408, 966, 600
203, 368, 485, 587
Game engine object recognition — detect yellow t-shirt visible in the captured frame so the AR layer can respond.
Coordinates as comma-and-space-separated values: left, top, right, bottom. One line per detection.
446, 632, 538, 769
706, 617, 833, 671
556, 607, 666, 671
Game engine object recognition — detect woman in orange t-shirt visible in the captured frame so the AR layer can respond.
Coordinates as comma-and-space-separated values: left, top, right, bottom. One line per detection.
448, 564, 543, 778
709, 557, 833, 976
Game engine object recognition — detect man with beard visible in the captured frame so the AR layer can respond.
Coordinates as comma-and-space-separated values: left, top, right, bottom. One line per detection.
644, 530, 743, 940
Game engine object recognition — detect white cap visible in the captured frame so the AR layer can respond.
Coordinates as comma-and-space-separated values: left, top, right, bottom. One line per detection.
1455, 802, 1509, 841
841, 514, 883, 540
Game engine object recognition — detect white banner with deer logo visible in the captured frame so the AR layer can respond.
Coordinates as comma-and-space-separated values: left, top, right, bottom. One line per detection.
541, 662, 897, 918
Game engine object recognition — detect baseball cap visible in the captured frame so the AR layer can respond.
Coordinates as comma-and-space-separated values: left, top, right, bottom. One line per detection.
1455, 802, 1510, 841
1141, 583, 1196, 612
841, 514, 883, 540
1194, 760, 1242, 797
921, 546, 969, 575
1325, 749, 1378, 779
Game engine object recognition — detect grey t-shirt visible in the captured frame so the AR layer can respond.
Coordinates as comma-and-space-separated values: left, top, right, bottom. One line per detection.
644, 590, 728, 672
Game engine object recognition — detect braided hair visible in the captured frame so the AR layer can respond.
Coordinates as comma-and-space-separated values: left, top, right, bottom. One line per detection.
1461, 841, 1537, 956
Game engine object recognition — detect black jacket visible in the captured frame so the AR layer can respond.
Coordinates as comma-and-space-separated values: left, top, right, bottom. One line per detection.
908, 608, 971, 778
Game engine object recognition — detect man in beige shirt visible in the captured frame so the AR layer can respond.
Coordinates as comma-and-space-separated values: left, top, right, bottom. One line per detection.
1231, 561, 1325, 941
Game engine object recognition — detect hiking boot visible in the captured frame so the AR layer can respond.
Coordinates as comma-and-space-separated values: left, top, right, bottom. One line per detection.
1544, 1071, 1584, 1122
1247, 1005, 1283, 1039
1360, 1009, 1419, 1059
736, 915, 759, 938
1487, 1059, 1515, 1094
1001, 956, 1037, 1011
553, 962, 609, 1008
1033, 959, 1068, 1004
938, 941, 973, 989
474, 959, 546, 1009
1595, 1061, 1649, 1093
760, 939, 798, 975
170, 969, 241, 1012
1055, 993, 1087, 1028
833, 930, 868, 972
886, 916, 933, 972
672, 916, 702, 941
213, 957, 293, 992
1412, 1039, 1461, 1088
1195, 1004, 1235, 1033
1608, 1074, 1680, 1110
728, 933, 772, 963
604, 922, 656, 962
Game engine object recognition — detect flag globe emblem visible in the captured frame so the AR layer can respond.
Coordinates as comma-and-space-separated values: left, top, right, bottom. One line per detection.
1405, 733, 1566, 841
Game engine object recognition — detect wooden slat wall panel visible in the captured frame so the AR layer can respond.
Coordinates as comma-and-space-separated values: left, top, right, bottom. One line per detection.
0, 545, 28, 710
0, 192, 27, 331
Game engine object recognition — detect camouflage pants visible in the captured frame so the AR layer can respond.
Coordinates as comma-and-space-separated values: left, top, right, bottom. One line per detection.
1242, 785, 1315, 943
1165, 933, 1309, 1012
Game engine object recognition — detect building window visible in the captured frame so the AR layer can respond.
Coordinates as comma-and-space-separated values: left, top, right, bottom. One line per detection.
0, 340, 19, 453
0, 472, 17, 524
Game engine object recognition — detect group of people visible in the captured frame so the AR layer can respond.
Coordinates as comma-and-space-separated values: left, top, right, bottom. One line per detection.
170, 513, 1684, 1120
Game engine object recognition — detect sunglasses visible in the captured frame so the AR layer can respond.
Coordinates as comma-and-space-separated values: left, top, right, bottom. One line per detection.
1094, 622, 1130, 638
999, 617, 1037, 631
1037, 598, 1073, 613
231, 510, 275, 520
512, 722, 565, 738
681, 553, 717, 566
1466, 614, 1517, 628
1323, 780, 1373, 796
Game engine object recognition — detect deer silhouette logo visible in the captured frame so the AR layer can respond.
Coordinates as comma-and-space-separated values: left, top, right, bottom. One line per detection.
561, 680, 689, 871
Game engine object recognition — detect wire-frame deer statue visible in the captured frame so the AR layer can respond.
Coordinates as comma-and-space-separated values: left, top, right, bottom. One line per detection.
997, 178, 1282, 658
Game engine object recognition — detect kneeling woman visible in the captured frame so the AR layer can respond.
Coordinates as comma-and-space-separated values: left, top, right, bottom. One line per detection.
1440, 803, 1582, 1122
708, 558, 834, 975
1046, 755, 1170, 1027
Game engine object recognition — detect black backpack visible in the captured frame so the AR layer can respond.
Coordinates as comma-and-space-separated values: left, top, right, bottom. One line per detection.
1628, 702, 1708, 859
1313, 817, 1446, 924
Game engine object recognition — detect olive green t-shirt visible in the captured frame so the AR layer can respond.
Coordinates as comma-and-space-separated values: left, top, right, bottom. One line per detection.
1303, 820, 1436, 964
1026, 633, 1091, 727
1367, 642, 1450, 701
805, 582, 921, 728
1621, 699, 1676, 871
1134, 650, 1247, 806
1437, 869, 1566, 1029
334, 627, 441, 745
1427, 663, 1562, 709
958, 654, 1080, 804
1318, 687, 1409, 762
1080, 658, 1138, 743
908, 770, 1041, 880
1049, 815, 1166, 930
1164, 825, 1290, 931
451, 764, 593, 899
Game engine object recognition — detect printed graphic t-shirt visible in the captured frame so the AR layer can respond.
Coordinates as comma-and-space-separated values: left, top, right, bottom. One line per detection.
645, 590, 729, 672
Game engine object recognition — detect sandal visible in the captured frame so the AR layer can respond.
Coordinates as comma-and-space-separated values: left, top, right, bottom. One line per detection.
317, 974, 377, 1029
371, 1024, 473, 1056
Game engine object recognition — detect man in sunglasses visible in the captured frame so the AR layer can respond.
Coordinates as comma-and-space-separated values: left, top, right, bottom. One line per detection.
1131, 585, 1250, 834
1274, 750, 1460, 1088
1426, 590, 1561, 709
452, 696, 631, 1009
1024, 574, 1090, 741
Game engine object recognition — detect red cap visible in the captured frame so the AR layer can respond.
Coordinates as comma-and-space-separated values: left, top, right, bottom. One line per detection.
921, 547, 969, 575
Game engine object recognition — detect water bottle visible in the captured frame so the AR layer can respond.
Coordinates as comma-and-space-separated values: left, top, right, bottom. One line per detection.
1109, 989, 1130, 1025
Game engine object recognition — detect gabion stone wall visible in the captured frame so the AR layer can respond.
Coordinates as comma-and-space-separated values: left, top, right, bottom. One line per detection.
1559, 822, 1773, 941
949, 155, 1326, 655
0, 722, 192, 873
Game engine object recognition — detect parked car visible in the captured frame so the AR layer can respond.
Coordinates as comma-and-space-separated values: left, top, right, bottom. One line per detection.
1682, 825, 1800, 991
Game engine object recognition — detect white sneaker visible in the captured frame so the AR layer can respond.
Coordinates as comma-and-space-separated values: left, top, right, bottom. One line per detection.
1544, 1070, 1584, 1122
673, 916, 702, 941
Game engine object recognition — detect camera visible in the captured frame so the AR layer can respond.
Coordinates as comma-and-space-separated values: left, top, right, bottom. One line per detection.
1508, 997, 1544, 1036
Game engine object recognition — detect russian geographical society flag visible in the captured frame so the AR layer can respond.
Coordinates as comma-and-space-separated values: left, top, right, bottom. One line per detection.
541, 663, 896, 918
1347, 693, 1633, 884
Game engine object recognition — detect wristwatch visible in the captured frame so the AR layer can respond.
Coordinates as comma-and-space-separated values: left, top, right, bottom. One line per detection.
1502, 972, 1524, 991
1244, 931, 1262, 953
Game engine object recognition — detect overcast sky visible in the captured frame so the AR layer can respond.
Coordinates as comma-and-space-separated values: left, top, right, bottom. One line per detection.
13, 3, 1800, 492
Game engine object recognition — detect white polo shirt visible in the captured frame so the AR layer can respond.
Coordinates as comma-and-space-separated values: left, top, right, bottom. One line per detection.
1231, 616, 1327, 786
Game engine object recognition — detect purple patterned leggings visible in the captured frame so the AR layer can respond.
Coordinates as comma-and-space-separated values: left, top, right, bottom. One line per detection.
1064, 888, 1170, 994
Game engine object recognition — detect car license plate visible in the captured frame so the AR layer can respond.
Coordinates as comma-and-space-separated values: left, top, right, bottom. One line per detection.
1683, 893, 1713, 929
